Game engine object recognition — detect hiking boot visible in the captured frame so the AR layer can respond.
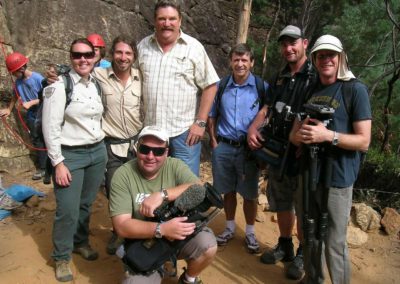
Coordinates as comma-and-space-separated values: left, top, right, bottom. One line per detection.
286, 245, 305, 280
106, 231, 124, 255
216, 228, 234, 246
43, 173, 51, 185
73, 245, 98, 261
260, 237, 294, 264
245, 233, 260, 254
178, 270, 203, 284
55, 260, 73, 282
32, 170, 45, 180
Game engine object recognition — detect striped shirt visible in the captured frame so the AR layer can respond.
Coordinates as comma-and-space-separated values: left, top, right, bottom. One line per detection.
138, 31, 219, 137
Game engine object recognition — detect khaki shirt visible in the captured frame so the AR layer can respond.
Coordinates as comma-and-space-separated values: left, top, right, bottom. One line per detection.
93, 67, 143, 157
138, 31, 219, 137
42, 70, 104, 166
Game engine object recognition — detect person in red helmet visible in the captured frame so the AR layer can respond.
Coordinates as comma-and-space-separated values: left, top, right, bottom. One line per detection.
0, 52, 50, 182
87, 33, 111, 68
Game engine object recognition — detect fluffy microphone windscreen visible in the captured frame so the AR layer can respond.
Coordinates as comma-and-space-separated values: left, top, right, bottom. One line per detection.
174, 184, 206, 211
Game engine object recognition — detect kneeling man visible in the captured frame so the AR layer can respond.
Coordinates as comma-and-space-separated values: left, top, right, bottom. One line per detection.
109, 125, 217, 284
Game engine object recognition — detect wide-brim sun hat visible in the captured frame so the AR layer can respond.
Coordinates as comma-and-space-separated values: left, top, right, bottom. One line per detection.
311, 34, 343, 54
311, 35, 355, 81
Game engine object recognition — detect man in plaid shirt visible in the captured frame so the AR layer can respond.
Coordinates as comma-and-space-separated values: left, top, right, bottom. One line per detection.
137, 0, 219, 176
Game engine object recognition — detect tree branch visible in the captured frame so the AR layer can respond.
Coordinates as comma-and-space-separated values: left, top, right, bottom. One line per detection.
369, 63, 400, 96
352, 60, 400, 67
385, 0, 400, 31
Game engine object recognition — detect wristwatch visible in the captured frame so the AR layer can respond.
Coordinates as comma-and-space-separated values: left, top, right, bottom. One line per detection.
332, 131, 339, 146
155, 223, 162, 238
160, 188, 169, 202
195, 119, 207, 128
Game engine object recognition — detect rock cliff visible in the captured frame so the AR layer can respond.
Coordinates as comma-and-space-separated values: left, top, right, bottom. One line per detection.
0, 0, 240, 173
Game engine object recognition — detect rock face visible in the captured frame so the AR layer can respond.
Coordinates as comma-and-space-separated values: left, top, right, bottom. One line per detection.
0, 0, 240, 171
1, 0, 238, 78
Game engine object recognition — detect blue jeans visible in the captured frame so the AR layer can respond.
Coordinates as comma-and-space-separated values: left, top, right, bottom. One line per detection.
169, 130, 201, 176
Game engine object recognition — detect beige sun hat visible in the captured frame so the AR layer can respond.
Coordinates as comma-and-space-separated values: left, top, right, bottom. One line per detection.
311, 35, 355, 81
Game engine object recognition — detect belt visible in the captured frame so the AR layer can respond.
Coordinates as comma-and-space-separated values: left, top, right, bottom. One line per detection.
105, 134, 138, 145
217, 136, 246, 148
61, 140, 103, 149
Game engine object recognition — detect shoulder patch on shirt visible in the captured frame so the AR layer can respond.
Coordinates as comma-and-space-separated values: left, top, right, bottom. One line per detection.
44, 87, 55, 98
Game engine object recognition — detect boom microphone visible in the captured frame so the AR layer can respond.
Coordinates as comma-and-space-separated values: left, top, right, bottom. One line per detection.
174, 184, 206, 211
153, 183, 223, 222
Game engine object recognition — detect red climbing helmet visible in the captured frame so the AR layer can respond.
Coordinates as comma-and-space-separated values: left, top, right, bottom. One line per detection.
86, 33, 106, 47
5, 52, 29, 73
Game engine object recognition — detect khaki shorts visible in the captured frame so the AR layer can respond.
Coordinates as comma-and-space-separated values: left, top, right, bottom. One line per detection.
122, 227, 216, 284
267, 167, 298, 212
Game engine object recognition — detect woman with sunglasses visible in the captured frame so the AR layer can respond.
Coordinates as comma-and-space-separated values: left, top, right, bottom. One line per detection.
42, 38, 107, 282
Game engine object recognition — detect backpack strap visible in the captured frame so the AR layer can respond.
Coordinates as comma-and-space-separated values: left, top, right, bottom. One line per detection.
61, 73, 74, 109
61, 73, 102, 109
341, 78, 357, 116
93, 78, 102, 97
214, 75, 231, 118
253, 75, 266, 110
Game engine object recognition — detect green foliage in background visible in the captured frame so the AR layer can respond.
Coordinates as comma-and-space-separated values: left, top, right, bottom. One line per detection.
249, 0, 400, 208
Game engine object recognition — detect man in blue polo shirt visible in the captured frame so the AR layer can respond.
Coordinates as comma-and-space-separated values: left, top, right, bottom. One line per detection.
208, 43, 269, 254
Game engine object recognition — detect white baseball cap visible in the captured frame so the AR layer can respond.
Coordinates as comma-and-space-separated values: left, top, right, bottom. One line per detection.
138, 126, 169, 144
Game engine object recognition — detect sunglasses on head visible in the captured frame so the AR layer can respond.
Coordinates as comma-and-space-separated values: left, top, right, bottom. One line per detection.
70, 51, 95, 60
138, 144, 167, 156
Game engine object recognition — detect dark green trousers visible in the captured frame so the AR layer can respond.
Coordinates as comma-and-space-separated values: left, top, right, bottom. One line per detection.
52, 142, 107, 261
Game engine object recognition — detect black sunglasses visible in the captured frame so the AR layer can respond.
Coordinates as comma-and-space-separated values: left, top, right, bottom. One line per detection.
70, 51, 95, 60
138, 144, 167, 156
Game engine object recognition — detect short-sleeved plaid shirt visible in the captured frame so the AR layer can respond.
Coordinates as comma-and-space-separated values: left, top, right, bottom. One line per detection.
138, 31, 219, 137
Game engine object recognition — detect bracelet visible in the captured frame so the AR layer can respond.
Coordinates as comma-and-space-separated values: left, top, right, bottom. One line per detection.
160, 188, 169, 202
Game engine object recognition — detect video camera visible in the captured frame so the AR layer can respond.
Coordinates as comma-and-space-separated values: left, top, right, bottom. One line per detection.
153, 182, 223, 225
298, 103, 335, 126
55, 64, 71, 75
271, 102, 335, 125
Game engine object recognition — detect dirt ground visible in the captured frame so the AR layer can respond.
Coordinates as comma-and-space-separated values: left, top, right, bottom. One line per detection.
0, 165, 399, 284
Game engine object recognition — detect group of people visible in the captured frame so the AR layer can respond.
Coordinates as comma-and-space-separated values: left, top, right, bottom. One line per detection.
1, 0, 371, 283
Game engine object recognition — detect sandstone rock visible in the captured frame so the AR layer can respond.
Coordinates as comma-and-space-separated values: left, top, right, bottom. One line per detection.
347, 226, 368, 248
351, 203, 381, 232
381, 207, 400, 236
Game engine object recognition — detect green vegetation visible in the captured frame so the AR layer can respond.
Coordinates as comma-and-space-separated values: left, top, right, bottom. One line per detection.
249, 0, 400, 209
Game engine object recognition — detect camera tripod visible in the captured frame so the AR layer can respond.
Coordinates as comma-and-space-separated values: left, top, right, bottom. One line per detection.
301, 142, 333, 283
